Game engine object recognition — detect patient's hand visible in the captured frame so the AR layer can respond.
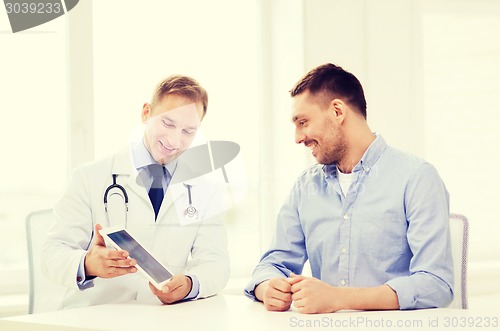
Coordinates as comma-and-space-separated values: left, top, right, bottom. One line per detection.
287, 274, 338, 314
255, 278, 293, 312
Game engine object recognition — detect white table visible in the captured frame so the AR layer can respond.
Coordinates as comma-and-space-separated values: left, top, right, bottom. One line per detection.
1, 294, 499, 331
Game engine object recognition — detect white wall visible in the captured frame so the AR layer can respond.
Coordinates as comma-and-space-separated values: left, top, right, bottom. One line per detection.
303, 0, 423, 155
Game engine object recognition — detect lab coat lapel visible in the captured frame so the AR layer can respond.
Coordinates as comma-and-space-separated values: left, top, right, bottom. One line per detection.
112, 151, 201, 221
156, 160, 199, 220
158, 183, 184, 220
111, 148, 150, 204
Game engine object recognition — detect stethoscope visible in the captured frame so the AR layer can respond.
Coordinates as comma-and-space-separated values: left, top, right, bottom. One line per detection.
183, 183, 198, 220
103, 173, 199, 227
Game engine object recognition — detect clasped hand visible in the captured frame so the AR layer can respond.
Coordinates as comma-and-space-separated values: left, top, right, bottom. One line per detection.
258, 273, 340, 314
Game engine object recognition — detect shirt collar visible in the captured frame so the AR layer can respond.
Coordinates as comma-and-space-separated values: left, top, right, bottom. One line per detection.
131, 138, 178, 176
357, 133, 387, 172
322, 133, 387, 178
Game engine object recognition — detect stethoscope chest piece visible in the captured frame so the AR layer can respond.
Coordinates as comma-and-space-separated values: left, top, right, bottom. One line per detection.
184, 205, 198, 220
183, 183, 199, 220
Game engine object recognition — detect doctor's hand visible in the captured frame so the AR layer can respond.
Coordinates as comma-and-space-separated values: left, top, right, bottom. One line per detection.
254, 278, 293, 312
84, 224, 138, 278
149, 275, 193, 304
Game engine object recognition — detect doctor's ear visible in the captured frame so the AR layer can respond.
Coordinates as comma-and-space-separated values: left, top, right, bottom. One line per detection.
142, 103, 152, 123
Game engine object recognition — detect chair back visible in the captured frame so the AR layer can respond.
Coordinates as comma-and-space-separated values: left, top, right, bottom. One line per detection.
26, 209, 67, 314
448, 213, 469, 309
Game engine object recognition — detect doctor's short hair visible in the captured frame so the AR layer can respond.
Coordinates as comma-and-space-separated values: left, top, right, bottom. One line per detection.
290, 63, 367, 119
150, 75, 208, 116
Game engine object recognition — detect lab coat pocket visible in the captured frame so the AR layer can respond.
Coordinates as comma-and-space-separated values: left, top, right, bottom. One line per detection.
152, 226, 195, 270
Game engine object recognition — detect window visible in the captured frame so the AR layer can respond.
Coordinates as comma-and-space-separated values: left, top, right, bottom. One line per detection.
0, 16, 67, 292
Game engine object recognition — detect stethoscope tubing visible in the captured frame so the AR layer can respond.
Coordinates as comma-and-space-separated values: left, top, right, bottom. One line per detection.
104, 174, 129, 211
103, 174, 198, 226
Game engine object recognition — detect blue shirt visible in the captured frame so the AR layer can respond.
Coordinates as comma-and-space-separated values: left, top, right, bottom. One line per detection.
78, 140, 200, 300
244, 135, 454, 309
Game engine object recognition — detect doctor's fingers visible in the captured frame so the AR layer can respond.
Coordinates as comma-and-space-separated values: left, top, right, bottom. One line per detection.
92, 224, 106, 247
101, 265, 138, 278
149, 282, 164, 297
102, 248, 131, 260
165, 275, 191, 291
149, 283, 186, 304
104, 256, 137, 268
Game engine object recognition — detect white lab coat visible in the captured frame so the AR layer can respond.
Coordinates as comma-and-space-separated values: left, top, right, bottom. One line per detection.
42, 147, 230, 309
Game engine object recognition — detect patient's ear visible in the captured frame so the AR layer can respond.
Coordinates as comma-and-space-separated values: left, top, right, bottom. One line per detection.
329, 99, 346, 124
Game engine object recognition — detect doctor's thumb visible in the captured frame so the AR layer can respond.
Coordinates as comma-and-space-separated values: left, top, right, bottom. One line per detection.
161, 284, 170, 294
93, 224, 106, 247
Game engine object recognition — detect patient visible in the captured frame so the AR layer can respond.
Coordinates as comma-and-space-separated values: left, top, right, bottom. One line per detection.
244, 63, 454, 313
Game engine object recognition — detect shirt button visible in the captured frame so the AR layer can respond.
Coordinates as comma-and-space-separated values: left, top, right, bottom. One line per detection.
343, 214, 349, 221
365, 167, 370, 172
341, 279, 347, 286
341, 247, 347, 254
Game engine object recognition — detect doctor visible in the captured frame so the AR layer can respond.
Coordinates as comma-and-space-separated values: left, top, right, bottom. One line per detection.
42, 75, 229, 308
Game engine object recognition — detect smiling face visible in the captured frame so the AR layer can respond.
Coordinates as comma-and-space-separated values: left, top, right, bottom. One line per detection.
292, 91, 348, 165
142, 94, 204, 165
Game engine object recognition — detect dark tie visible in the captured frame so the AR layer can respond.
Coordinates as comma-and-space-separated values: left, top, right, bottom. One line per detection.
148, 164, 165, 220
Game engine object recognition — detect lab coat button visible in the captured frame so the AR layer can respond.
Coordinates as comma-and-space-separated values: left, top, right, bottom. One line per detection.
343, 214, 349, 221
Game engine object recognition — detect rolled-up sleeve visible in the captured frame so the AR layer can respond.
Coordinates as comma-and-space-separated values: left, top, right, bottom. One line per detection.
386, 163, 454, 309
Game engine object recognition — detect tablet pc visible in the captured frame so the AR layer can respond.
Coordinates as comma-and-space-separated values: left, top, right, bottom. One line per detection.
99, 227, 173, 290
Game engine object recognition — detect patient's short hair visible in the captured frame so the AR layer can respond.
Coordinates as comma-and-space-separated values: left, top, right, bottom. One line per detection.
290, 63, 367, 119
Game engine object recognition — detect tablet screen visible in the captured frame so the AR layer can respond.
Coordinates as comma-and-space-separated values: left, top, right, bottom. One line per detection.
107, 230, 172, 283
